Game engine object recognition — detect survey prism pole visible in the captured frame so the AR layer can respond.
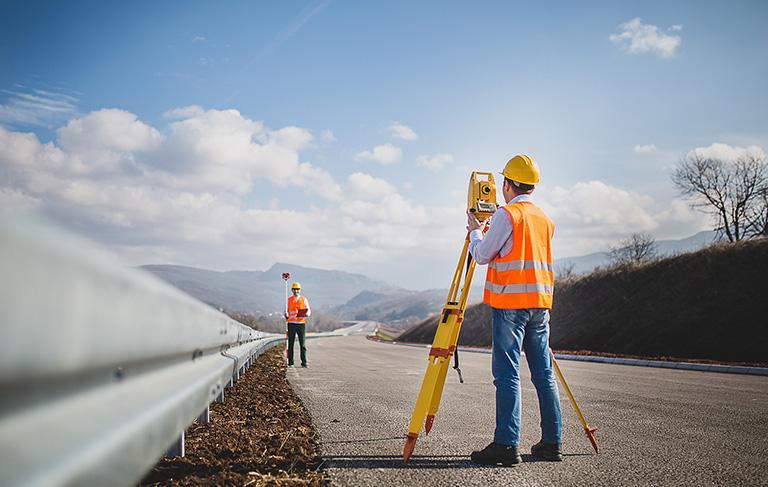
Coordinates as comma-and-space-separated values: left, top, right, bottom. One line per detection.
282, 272, 290, 363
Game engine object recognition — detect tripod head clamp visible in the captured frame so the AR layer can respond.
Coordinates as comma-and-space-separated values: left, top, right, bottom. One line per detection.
467, 171, 498, 221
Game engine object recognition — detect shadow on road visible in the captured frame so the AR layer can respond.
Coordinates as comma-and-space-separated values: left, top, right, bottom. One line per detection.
324, 435, 406, 445
322, 452, 594, 469
322, 454, 478, 469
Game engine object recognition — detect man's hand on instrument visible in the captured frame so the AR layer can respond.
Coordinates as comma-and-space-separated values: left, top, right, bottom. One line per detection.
466, 211, 488, 233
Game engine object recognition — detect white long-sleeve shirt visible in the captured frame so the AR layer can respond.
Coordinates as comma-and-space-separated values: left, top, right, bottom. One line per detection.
468, 194, 534, 265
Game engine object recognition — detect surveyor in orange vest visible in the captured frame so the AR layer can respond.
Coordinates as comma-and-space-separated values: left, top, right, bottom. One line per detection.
466, 154, 562, 466
284, 282, 311, 368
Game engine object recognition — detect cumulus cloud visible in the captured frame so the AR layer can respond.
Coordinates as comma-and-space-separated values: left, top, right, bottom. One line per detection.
633, 144, 657, 154
416, 153, 453, 171
537, 180, 711, 257
355, 143, 402, 165
687, 142, 766, 161
389, 122, 418, 141
58, 109, 162, 154
347, 172, 397, 200
0, 107, 466, 288
539, 180, 657, 235
610, 18, 681, 58
163, 105, 205, 119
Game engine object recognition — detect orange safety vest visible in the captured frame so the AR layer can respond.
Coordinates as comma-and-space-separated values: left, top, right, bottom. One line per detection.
484, 201, 555, 309
286, 295, 308, 324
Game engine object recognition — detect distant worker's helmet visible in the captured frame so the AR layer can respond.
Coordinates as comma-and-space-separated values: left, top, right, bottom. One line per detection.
501, 154, 540, 186
291, 282, 302, 290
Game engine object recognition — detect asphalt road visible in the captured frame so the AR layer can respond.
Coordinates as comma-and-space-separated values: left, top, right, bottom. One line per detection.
288, 335, 768, 486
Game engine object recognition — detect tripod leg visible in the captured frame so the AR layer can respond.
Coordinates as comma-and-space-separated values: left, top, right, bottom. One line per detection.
403, 236, 476, 463
424, 355, 451, 434
403, 355, 444, 461
550, 350, 599, 453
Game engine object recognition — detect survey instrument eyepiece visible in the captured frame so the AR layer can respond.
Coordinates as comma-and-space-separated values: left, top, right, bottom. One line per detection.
467, 172, 498, 221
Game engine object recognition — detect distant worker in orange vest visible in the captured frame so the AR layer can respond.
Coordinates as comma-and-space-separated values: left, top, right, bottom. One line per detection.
466, 154, 562, 466
284, 281, 311, 368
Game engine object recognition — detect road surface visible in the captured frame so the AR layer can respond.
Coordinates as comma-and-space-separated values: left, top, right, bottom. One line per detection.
288, 335, 768, 486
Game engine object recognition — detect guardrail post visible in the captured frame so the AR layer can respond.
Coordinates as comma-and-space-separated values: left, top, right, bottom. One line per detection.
197, 406, 210, 424
165, 431, 185, 457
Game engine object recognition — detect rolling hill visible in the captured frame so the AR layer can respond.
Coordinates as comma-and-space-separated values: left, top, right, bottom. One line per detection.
398, 238, 768, 364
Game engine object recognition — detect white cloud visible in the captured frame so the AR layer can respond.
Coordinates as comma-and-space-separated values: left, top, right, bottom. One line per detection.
355, 143, 402, 165
609, 18, 681, 58
537, 180, 711, 257
539, 181, 656, 236
163, 105, 204, 119
633, 144, 657, 154
389, 122, 418, 141
687, 142, 766, 162
669, 25, 683, 32
416, 153, 453, 171
1, 107, 466, 285
267, 126, 314, 151
347, 172, 397, 200
193, 36, 207, 42
58, 108, 162, 154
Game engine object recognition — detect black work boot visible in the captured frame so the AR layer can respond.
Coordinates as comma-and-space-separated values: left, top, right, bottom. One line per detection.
470, 442, 522, 466
531, 440, 563, 461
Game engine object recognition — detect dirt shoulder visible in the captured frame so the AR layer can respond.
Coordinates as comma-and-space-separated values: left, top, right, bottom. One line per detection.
142, 347, 327, 486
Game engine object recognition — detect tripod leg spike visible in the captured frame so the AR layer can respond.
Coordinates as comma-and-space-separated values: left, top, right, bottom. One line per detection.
586, 427, 598, 454
425, 414, 435, 435
403, 433, 418, 464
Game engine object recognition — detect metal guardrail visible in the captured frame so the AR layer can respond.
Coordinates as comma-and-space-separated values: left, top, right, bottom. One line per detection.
0, 214, 285, 486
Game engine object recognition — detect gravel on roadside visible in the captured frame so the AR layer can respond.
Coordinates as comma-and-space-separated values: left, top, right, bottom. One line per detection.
142, 347, 327, 486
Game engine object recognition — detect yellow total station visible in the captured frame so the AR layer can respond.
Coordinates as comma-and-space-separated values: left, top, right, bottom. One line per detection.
402, 171, 497, 463
467, 171, 498, 221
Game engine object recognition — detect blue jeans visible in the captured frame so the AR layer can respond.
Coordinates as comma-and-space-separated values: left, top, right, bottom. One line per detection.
492, 307, 562, 446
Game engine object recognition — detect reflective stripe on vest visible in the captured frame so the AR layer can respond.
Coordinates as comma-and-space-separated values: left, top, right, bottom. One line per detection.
484, 282, 554, 295
484, 201, 554, 309
488, 259, 554, 272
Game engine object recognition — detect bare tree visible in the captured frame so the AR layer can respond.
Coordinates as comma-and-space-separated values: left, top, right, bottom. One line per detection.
672, 152, 768, 241
609, 232, 658, 266
746, 186, 768, 237
555, 262, 576, 282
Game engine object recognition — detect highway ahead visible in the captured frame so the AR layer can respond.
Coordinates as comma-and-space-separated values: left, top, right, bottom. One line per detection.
288, 335, 768, 486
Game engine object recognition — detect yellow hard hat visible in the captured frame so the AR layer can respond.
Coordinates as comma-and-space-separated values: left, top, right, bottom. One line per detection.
501, 154, 540, 185
291, 282, 301, 290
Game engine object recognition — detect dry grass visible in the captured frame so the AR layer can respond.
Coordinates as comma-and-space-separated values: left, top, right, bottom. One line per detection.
398, 238, 768, 365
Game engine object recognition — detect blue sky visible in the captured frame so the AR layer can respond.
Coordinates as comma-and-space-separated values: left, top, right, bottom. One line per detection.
1, 1, 767, 289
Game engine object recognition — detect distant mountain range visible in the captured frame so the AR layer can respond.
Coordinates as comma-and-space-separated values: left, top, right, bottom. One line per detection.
140, 262, 393, 313
141, 231, 719, 326
553, 230, 717, 275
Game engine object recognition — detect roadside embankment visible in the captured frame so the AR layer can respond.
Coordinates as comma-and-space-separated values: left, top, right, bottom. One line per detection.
142, 348, 326, 486
397, 238, 768, 365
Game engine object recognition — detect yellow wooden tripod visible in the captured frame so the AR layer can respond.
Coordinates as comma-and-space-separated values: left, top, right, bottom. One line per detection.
402, 233, 478, 463
402, 171, 497, 463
